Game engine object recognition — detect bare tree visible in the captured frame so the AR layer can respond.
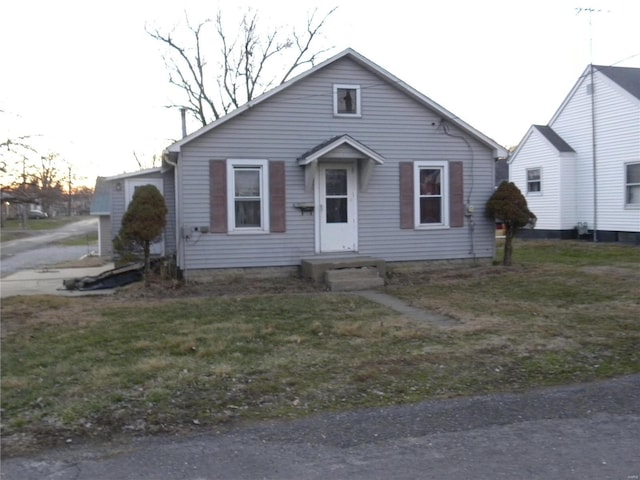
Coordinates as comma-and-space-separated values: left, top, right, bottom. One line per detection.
1, 135, 42, 219
29, 153, 65, 215
147, 7, 337, 127
1, 139, 66, 218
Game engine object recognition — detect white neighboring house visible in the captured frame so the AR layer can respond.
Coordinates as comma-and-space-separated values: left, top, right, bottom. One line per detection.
508, 64, 640, 243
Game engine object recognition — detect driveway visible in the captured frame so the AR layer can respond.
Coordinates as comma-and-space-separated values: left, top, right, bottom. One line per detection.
1, 218, 100, 277
2, 375, 639, 479
1, 217, 116, 297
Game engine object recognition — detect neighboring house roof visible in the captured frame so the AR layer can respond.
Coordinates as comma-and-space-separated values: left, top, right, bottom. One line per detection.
165, 48, 508, 159
104, 167, 164, 182
90, 177, 111, 215
595, 65, 640, 100
508, 124, 576, 162
532, 125, 575, 152
511, 64, 639, 162
1, 191, 16, 201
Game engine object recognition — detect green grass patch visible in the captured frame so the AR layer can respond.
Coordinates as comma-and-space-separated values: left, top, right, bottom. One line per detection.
1, 239, 639, 453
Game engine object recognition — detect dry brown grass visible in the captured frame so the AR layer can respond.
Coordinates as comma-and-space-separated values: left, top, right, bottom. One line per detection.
1, 239, 639, 456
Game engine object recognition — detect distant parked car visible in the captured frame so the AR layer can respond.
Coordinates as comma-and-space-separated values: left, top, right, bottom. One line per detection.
28, 210, 48, 219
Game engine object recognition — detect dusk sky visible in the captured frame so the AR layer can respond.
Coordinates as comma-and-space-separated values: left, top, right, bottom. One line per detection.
1, 0, 638, 185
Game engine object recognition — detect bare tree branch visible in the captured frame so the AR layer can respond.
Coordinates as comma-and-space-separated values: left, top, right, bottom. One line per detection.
281, 7, 337, 83
148, 6, 337, 126
147, 16, 220, 127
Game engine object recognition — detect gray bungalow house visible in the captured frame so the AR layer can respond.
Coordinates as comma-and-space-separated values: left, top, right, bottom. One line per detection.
97, 48, 508, 282
163, 48, 507, 280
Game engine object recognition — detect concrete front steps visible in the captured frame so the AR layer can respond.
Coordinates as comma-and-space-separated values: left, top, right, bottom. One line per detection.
300, 256, 386, 291
325, 266, 385, 291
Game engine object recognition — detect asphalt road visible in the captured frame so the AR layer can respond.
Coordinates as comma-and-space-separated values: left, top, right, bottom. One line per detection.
0, 218, 98, 277
2, 375, 639, 480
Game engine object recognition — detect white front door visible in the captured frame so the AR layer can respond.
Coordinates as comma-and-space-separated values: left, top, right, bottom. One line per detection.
317, 163, 357, 252
124, 178, 165, 256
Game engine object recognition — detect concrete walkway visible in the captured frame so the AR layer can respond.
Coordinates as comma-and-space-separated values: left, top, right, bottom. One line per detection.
355, 289, 459, 327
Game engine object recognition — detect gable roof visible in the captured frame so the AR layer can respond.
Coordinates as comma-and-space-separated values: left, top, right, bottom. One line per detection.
165, 48, 508, 159
90, 177, 111, 215
512, 63, 639, 162
595, 65, 640, 100
532, 125, 575, 152
297, 134, 386, 165
103, 167, 164, 182
508, 124, 576, 163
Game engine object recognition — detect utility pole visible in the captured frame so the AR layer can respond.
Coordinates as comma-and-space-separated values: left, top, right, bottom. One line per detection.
67, 163, 72, 216
576, 7, 605, 242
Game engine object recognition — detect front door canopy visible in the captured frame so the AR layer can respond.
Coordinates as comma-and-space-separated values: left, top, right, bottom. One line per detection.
297, 134, 385, 192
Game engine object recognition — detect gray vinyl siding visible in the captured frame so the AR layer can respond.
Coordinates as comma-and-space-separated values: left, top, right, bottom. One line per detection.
98, 215, 112, 257
109, 183, 126, 249
108, 170, 175, 259
177, 57, 498, 271
162, 170, 177, 255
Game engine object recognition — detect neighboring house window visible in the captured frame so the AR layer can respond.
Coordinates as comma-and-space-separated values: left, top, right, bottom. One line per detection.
227, 159, 270, 232
626, 162, 640, 206
333, 84, 361, 116
414, 161, 449, 227
527, 168, 541, 193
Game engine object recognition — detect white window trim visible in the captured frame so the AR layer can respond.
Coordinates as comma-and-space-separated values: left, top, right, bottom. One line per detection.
414, 161, 449, 229
526, 167, 542, 195
333, 84, 361, 117
227, 159, 270, 234
625, 162, 640, 209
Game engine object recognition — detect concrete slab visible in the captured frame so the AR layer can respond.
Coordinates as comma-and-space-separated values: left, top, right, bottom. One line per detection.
0, 264, 117, 299
325, 267, 385, 291
355, 289, 459, 327
301, 256, 386, 284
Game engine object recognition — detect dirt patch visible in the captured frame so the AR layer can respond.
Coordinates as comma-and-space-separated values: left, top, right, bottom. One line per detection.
114, 274, 323, 300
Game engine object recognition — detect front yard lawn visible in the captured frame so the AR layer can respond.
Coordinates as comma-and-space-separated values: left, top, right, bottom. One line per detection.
1, 239, 638, 455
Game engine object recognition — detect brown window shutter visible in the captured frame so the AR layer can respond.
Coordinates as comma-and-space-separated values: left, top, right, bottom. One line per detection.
399, 162, 414, 229
449, 161, 464, 228
210, 160, 227, 233
269, 161, 286, 233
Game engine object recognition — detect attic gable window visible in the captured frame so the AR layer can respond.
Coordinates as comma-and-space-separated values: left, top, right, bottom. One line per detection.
334, 84, 361, 117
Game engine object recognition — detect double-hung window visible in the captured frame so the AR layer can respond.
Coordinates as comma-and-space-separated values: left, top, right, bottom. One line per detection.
527, 168, 541, 194
414, 161, 449, 227
333, 84, 361, 117
227, 159, 270, 233
626, 162, 640, 207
